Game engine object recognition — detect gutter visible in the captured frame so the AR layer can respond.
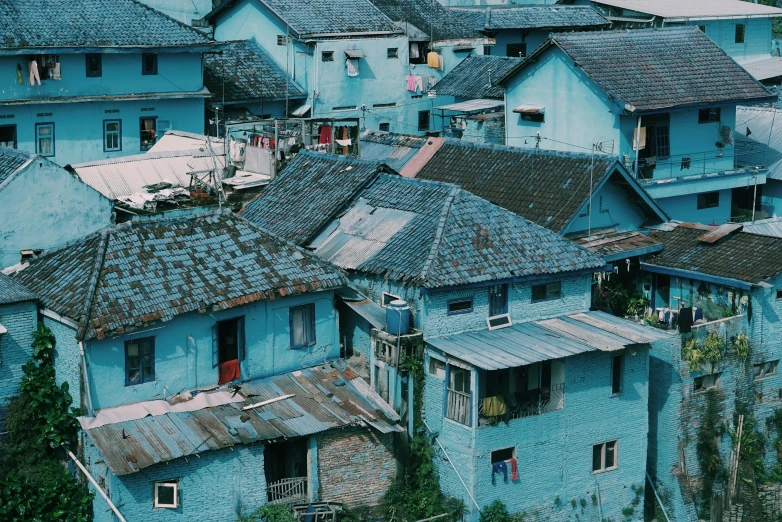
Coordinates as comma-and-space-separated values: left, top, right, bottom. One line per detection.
639, 262, 754, 291
0, 43, 227, 55
304, 30, 402, 40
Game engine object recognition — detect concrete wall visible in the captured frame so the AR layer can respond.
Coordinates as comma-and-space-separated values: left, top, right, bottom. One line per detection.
86, 438, 267, 522
85, 289, 340, 410
45, 317, 83, 412
0, 300, 36, 430
0, 159, 113, 268
655, 189, 733, 225
690, 18, 773, 64
317, 428, 397, 507
563, 176, 653, 235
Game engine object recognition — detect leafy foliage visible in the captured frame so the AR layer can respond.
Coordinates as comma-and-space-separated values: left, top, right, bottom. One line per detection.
478, 499, 525, 522
237, 504, 296, 522
0, 323, 92, 521
696, 390, 727, 515
733, 332, 751, 359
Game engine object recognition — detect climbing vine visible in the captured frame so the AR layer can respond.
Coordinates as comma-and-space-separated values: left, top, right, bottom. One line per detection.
0, 323, 92, 521
696, 389, 727, 515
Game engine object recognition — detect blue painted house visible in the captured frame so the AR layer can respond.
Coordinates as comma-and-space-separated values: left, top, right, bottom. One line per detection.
0, 147, 113, 269
0, 0, 222, 166
242, 151, 669, 521
0, 273, 37, 432
735, 106, 782, 220
499, 27, 777, 224
12, 211, 402, 521
590, 0, 782, 84
640, 222, 782, 521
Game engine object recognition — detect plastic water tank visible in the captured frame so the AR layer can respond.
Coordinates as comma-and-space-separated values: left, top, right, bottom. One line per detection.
386, 300, 411, 336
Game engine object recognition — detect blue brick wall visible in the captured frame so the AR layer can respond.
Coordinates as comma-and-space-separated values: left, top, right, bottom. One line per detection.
0, 301, 36, 431
45, 317, 83, 412
86, 438, 267, 522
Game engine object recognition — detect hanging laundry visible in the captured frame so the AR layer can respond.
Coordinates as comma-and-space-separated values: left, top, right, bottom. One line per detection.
15, 64, 22, 85
694, 307, 703, 322
218, 359, 241, 385
509, 458, 519, 481
346, 58, 359, 77
427, 51, 439, 68
410, 42, 420, 60
406, 75, 416, 92
28, 60, 41, 86
50, 62, 61, 80
437, 54, 444, 71
318, 124, 332, 145
229, 138, 246, 162
491, 461, 508, 485
414, 76, 423, 92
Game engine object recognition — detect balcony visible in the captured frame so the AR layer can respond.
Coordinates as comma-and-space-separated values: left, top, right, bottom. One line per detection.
268, 477, 308, 505
478, 383, 565, 426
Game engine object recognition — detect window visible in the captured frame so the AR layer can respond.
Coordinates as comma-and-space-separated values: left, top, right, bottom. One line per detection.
213, 316, 245, 369
154, 480, 179, 509
592, 440, 618, 473
699, 25, 706, 33
697, 191, 720, 210
506, 43, 527, 58
754, 360, 779, 380
140, 117, 157, 151
693, 373, 721, 393
332, 105, 357, 112
290, 303, 316, 348
125, 337, 154, 386
698, 108, 721, 124
429, 358, 446, 378
611, 354, 624, 395
322, 51, 334, 62
387, 48, 398, 58
418, 110, 430, 132
103, 120, 121, 152
379, 122, 390, 132
409, 42, 428, 65
448, 298, 473, 315
491, 447, 515, 464
736, 24, 745, 44
531, 281, 561, 302
35, 122, 54, 156
777, 289, 782, 300
277, 35, 288, 46
446, 366, 471, 425
141, 53, 158, 75
521, 112, 544, 123
0, 124, 16, 148
637, 113, 670, 161
382, 292, 400, 307
86, 54, 102, 77
373, 103, 396, 108
489, 284, 509, 316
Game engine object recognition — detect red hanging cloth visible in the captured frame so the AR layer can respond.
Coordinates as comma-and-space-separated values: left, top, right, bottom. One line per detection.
218, 359, 241, 385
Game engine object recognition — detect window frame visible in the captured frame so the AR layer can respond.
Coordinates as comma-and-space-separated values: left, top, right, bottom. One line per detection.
698, 108, 721, 124
153, 480, 179, 509
0, 124, 17, 148
141, 53, 158, 75
290, 303, 317, 349
777, 289, 782, 301
322, 51, 334, 62
124, 336, 155, 386
693, 372, 721, 393
387, 47, 399, 59
139, 116, 157, 151
531, 281, 562, 303
488, 283, 509, 316
611, 353, 624, 396
379, 123, 390, 132
214, 316, 246, 367
491, 447, 515, 464
506, 43, 527, 58
85, 53, 102, 78
592, 440, 618, 474
736, 23, 746, 44
277, 35, 288, 46
447, 297, 473, 316
754, 360, 779, 381
418, 110, 430, 132
103, 119, 122, 152
34, 122, 55, 157
429, 357, 446, 379
697, 191, 720, 210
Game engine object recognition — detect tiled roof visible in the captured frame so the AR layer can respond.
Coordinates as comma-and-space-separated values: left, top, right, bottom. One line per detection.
645, 223, 782, 285
359, 130, 427, 172
412, 141, 618, 233
373, 0, 482, 40
500, 27, 775, 112
455, 6, 610, 30
0, 272, 37, 305
207, 0, 398, 37
592, 0, 782, 20
434, 55, 521, 99
12, 211, 346, 340
204, 39, 305, 103
0, 0, 212, 49
240, 152, 390, 245
0, 148, 32, 187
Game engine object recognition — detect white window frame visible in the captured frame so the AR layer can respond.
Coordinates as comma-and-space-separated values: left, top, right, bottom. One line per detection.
154, 480, 179, 509
592, 440, 618, 474
486, 313, 512, 330
382, 292, 400, 308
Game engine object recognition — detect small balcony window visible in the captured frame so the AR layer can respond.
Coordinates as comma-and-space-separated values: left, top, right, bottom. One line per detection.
387, 47, 398, 59
697, 191, 720, 210
86, 54, 102, 77
322, 51, 334, 62
611, 354, 624, 396
125, 337, 155, 386
479, 360, 565, 425
141, 53, 158, 75
447, 297, 473, 315
736, 24, 745, 44
290, 303, 316, 348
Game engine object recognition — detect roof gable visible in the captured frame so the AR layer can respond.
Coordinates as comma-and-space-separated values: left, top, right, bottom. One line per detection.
499, 27, 775, 112
13, 211, 346, 340
434, 55, 522, 100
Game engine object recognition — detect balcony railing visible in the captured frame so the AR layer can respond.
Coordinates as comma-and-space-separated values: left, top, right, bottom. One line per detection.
632, 148, 751, 182
446, 389, 471, 426
268, 477, 308, 505
479, 383, 565, 426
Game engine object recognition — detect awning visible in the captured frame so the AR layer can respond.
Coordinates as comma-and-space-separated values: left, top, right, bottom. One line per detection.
435, 99, 504, 113
512, 104, 544, 114
344, 49, 366, 59
425, 311, 667, 370
291, 103, 311, 117
336, 287, 386, 329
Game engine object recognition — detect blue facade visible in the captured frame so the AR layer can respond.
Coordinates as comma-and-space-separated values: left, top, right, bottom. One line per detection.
0, 300, 37, 430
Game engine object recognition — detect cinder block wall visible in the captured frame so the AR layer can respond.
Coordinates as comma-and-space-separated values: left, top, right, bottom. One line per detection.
318, 428, 396, 507
0, 301, 36, 431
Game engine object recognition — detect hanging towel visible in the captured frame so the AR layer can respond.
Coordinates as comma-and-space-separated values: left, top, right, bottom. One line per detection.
679, 307, 692, 333
491, 461, 508, 485
16, 64, 22, 85
218, 359, 241, 385
694, 307, 703, 322
28, 60, 41, 86
414, 75, 423, 92
482, 396, 507, 417
437, 54, 444, 71
346, 58, 359, 77
509, 458, 519, 481
427, 51, 439, 68
406, 75, 416, 92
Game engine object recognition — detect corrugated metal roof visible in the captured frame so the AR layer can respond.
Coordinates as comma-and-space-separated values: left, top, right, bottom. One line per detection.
743, 217, 782, 238
741, 56, 782, 82
735, 106, 782, 180
425, 311, 667, 370
336, 287, 387, 329
70, 149, 226, 200
359, 130, 427, 172
571, 229, 663, 262
435, 99, 504, 112
0, 147, 33, 188
148, 130, 218, 153
593, 0, 782, 20
82, 363, 401, 476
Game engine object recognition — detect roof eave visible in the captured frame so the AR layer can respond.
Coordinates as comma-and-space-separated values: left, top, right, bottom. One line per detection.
639, 262, 757, 291
629, 94, 779, 114
0, 43, 222, 55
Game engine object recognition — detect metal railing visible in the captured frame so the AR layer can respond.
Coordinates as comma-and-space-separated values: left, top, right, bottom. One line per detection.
268, 477, 308, 505
633, 149, 744, 182
478, 382, 565, 425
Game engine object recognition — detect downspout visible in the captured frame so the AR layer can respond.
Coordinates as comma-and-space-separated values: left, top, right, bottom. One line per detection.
78, 341, 94, 416
634, 115, 642, 178
66, 449, 127, 522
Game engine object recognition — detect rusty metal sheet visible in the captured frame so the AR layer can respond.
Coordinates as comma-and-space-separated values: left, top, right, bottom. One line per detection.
698, 223, 743, 244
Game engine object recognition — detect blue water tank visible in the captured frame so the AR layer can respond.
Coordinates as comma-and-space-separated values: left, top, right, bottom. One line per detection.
386, 300, 411, 336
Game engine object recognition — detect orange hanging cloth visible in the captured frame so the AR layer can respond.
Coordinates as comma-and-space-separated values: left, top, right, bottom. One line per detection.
218, 359, 241, 385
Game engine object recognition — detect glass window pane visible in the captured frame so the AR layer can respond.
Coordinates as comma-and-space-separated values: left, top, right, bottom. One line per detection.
292, 308, 304, 346
157, 484, 175, 506
592, 444, 603, 472
127, 343, 139, 357
305, 305, 315, 344
38, 126, 51, 137
107, 122, 118, 132
605, 441, 616, 468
